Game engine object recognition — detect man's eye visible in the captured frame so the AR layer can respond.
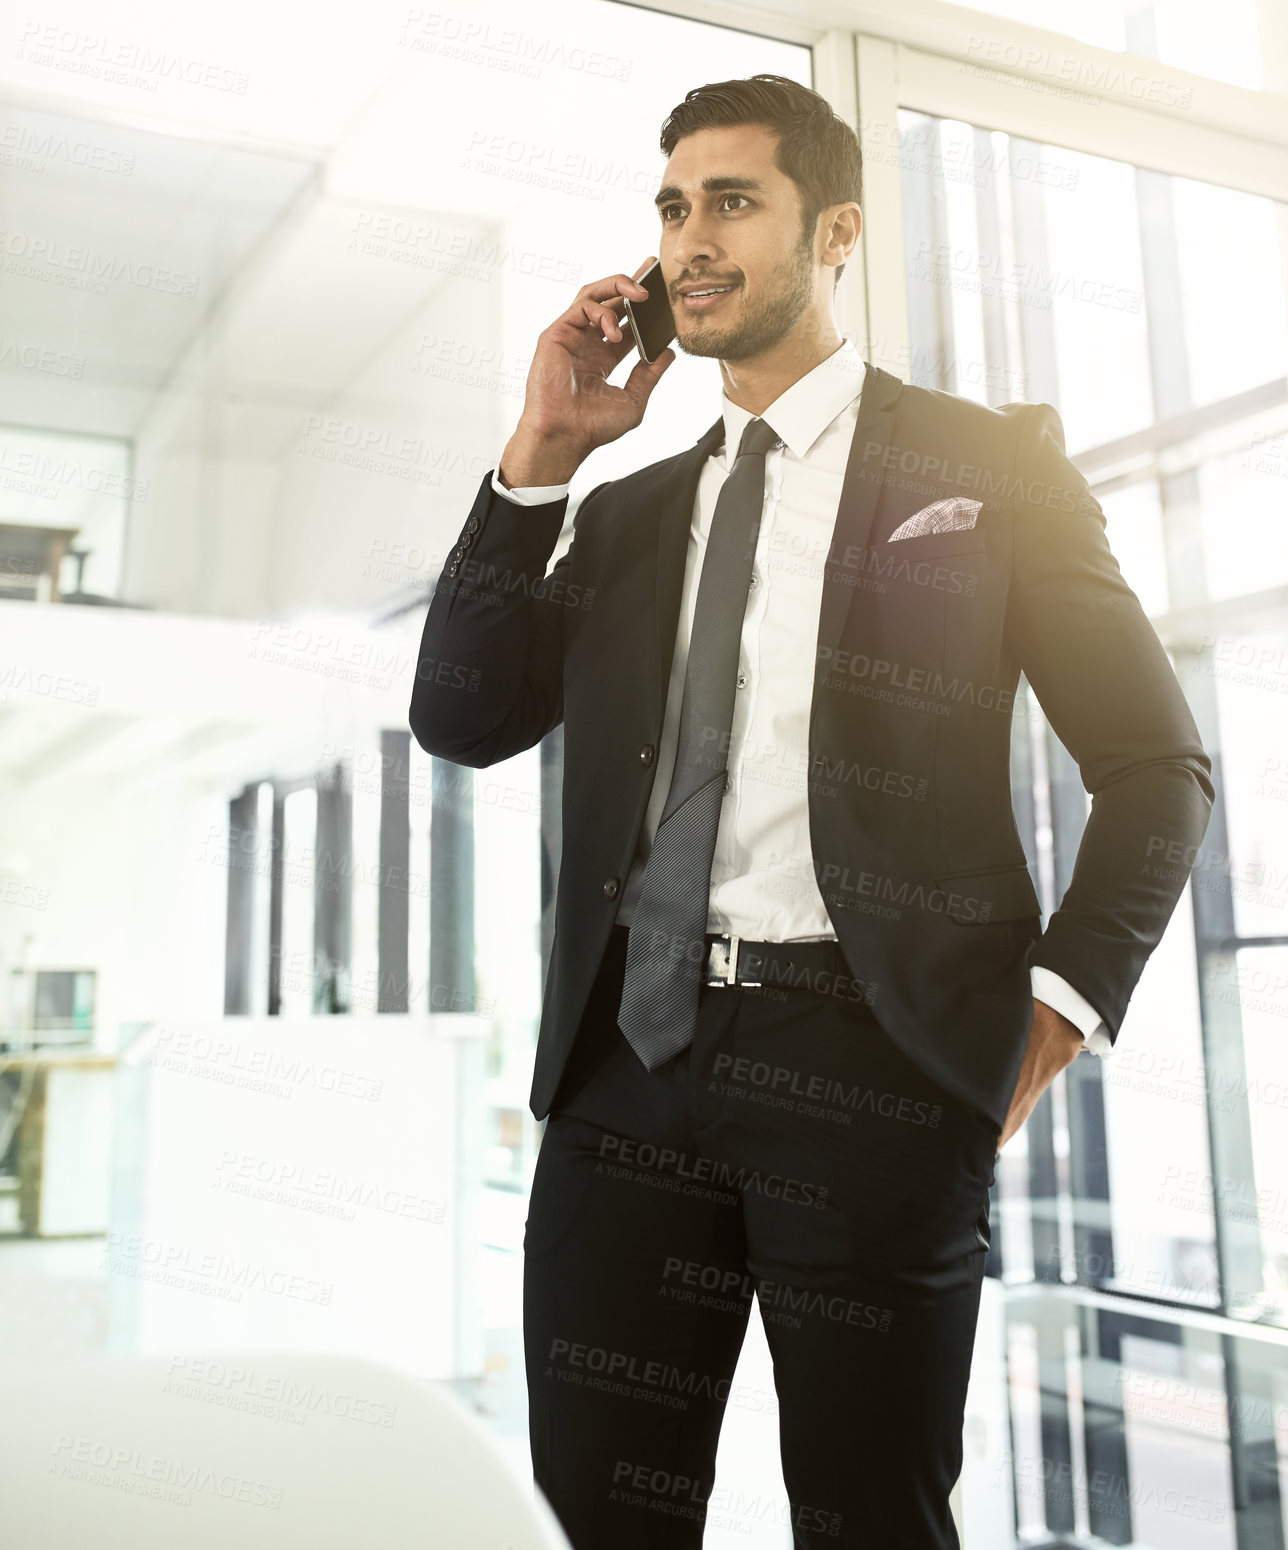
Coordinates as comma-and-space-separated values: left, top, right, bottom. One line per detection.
660, 195, 750, 221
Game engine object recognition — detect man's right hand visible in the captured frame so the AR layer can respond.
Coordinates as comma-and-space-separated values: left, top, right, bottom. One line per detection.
498, 257, 677, 488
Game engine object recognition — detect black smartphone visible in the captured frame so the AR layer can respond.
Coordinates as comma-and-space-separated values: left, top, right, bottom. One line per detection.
621, 259, 676, 364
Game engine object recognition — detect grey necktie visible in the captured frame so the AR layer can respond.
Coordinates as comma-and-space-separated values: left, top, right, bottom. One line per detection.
616, 414, 782, 1070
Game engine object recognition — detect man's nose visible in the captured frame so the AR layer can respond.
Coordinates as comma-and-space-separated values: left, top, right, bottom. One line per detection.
672, 225, 720, 271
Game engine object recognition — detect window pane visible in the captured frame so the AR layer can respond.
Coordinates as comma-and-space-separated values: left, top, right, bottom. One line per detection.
945, 0, 1265, 88
1101, 480, 1168, 617
1200, 450, 1288, 603
1236, 945, 1288, 1320
1208, 629, 1288, 940
278, 786, 316, 1016
348, 746, 382, 1015
898, 110, 1157, 446
1172, 180, 1288, 403
1103, 885, 1221, 1307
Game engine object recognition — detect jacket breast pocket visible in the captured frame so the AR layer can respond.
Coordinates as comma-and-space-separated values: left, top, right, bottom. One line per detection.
880, 527, 989, 561
935, 863, 1041, 924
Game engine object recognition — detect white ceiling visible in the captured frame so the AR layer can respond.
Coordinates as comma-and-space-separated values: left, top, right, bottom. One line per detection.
0, 100, 321, 440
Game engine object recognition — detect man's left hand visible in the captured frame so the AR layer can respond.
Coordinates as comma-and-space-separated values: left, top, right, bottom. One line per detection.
996, 997, 1085, 1156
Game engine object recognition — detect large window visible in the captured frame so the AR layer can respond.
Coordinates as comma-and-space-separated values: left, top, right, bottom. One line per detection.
897, 95, 1288, 1543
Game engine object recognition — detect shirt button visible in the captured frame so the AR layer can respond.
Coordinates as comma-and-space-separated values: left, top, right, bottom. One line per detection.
602, 876, 620, 899
736, 671, 748, 689
724, 774, 733, 794
749, 574, 758, 590
639, 744, 655, 766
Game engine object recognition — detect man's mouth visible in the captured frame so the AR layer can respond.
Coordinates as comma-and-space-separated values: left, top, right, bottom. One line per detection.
678, 284, 738, 311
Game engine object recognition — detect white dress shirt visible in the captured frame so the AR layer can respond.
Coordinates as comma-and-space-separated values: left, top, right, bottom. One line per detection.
491, 336, 1112, 1056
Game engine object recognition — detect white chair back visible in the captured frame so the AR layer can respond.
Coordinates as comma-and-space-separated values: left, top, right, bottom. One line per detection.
0, 1349, 572, 1550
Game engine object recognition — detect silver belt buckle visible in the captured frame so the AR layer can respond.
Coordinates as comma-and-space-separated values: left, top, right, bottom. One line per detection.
708, 933, 760, 988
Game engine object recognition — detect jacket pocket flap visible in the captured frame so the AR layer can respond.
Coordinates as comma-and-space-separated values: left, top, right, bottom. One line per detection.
881, 527, 989, 558
934, 865, 1041, 923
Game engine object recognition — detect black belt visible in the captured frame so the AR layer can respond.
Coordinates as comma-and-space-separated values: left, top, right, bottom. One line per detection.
611, 923, 867, 1001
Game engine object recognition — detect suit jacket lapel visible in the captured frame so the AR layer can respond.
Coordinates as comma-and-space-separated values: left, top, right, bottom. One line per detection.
813, 362, 902, 692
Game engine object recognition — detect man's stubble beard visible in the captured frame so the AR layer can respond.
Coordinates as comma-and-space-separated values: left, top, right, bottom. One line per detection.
674, 228, 817, 363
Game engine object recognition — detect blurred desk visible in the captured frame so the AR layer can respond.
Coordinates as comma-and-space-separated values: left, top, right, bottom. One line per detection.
1, 1049, 116, 1235
0, 522, 80, 602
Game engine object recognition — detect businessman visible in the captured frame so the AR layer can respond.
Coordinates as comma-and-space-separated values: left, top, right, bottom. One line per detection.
410, 74, 1213, 1550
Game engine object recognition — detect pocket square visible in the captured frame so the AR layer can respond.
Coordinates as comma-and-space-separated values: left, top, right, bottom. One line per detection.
888, 497, 983, 542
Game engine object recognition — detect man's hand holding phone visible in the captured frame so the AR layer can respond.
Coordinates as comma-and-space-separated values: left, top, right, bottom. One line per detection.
498, 257, 675, 490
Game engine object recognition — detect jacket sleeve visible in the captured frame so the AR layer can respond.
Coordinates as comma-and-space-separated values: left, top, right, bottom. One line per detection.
1008, 402, 1215, 1044
408, 469, 611, 768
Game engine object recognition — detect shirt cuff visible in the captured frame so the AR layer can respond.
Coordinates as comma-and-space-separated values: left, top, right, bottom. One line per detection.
490, 468, 570, 505
1030, 966, 1113, 1057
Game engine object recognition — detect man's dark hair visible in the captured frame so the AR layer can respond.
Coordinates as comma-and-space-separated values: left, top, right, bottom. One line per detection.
658, 74, 862, 288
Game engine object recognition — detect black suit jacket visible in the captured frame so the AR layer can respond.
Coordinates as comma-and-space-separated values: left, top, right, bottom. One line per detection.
409, 362, 1214, 1131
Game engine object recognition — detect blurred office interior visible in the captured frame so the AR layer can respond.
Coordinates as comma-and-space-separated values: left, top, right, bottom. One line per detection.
0, 0, 1286, 1543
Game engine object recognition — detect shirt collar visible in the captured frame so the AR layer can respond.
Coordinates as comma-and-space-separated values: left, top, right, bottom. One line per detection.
719, 335, 866, 464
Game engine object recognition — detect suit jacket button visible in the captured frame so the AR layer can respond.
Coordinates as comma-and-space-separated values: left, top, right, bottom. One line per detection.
602, 876, 620, 899
466, 516, 480, 532
448, 558, 460, 576
639, 744, 655, 766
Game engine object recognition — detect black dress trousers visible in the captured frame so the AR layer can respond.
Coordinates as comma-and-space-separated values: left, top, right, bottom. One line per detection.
524, 923, 1000, 1550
